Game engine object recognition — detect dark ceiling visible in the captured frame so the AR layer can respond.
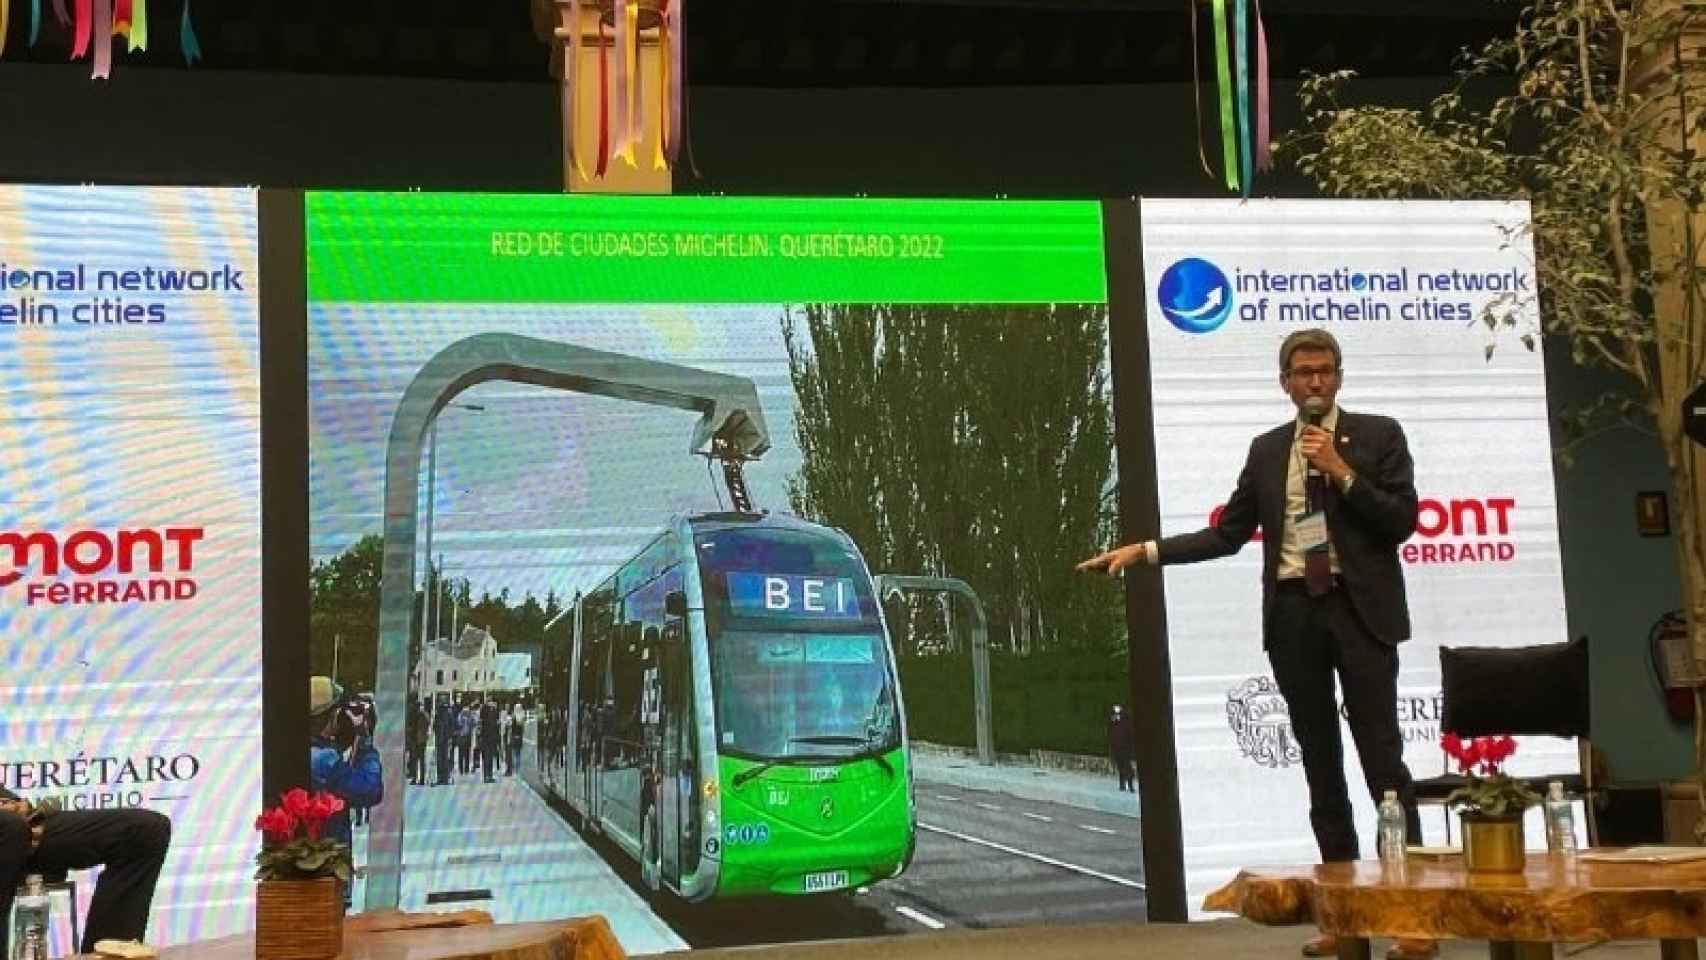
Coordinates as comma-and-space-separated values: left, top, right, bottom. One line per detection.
2, 1, 1514, 86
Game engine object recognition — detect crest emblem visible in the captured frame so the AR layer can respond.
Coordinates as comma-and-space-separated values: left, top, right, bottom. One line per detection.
1226, 676, 1302, 769
820, 796, 835, 820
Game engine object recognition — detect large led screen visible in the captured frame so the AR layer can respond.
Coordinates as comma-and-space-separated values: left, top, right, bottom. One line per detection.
0, 185, 262, 948
306, 194, 1142, 952
1140, 198, 1574, 917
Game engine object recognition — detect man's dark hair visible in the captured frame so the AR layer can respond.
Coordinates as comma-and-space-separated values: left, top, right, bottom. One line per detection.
1279, 328, 1343, 373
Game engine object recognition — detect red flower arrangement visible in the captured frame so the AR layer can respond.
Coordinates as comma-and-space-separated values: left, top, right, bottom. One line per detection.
1440, 733, 1540, 818
253, 789, 353, 882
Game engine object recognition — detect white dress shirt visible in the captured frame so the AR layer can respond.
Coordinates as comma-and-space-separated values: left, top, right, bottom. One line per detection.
1277, 405, 1344, 580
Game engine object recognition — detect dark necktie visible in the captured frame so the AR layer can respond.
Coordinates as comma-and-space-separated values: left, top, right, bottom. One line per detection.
1304, 470, 1333, 596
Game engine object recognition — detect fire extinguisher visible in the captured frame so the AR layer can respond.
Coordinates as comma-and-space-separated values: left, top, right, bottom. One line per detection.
1649, 609, 1697, 724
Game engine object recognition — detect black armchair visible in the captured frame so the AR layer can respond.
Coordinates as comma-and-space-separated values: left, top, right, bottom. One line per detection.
1414, 635, 1593, 840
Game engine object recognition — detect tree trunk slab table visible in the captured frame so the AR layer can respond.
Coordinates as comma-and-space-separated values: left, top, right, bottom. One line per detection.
152, 915, 624, 960
1204, 853, 1706, 960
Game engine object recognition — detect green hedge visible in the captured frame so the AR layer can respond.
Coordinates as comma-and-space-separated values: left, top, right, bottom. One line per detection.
897, 652, 1133, 756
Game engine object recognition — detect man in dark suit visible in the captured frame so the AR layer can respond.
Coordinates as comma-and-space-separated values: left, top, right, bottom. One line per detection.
0, 789, 171, 956
1078, 328, 1431, 960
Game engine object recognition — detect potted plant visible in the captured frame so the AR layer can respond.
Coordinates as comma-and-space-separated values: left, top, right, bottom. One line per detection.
1442, 734, 1541, 873
253, 788, 351, 960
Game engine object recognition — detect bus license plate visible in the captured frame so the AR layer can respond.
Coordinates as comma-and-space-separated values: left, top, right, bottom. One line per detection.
803, 870, 849, 893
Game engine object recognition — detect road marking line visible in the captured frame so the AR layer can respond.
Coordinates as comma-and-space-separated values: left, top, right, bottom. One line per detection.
976, 802, 1002, 812
934, 795, 960, 802
1023, 812, 1053, 823
918, 822, 1146, 890
896, 906, 946, 930
1080, 824, 1117, 835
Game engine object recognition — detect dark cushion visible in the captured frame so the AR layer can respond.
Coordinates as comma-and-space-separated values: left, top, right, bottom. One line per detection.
1439, 636, 1589, 739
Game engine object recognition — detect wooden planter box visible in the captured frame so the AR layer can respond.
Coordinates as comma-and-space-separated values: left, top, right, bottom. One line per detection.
255, 878, 343, 960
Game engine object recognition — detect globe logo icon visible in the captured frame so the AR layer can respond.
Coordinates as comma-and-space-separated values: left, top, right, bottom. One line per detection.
1157, 258, 1234, 334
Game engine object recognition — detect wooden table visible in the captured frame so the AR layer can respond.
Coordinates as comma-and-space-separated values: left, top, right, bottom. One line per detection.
1204, 853, 1706, 960
153, 916, 625, 960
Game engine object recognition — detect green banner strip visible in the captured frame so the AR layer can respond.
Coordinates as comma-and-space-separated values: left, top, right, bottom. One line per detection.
1212, 0, 1238, 193
306, 193, 1107, 304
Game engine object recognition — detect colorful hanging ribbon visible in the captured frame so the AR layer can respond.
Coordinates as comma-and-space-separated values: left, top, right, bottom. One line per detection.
180, 0, 199, 65
1188, 1, 1213, 179
1234, 0, 1251, 197
629, 0, 643, 168
92, 0, 111, 78
1210, 0, 1237, 193
52, 0, 66, 27
73, 0, 91, 59
611, 0, 631, 167
677, 0, 700, 178
1255, 0, 1271, 172
653, 8, 668, 170
596, 18, 610, 178
619, 0, 640, 166
29, 0, 41, 47
667, 0, 683, 168
129, 0, 147, 52
566, 0, 588, 181
570, 0, 691, 180
1, 0, 10, 59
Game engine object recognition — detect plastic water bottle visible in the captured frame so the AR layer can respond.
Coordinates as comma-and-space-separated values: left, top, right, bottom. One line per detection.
1545, 780, 1578, 859
1378, 789, 1407, 867
12, 873, 49, 960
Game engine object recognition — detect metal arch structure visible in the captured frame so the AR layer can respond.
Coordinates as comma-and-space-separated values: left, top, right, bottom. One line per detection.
364, 332, 770, 909
875, 575, 993, 767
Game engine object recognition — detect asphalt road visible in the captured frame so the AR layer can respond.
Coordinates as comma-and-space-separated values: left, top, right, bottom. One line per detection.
626, 778, 1149, 949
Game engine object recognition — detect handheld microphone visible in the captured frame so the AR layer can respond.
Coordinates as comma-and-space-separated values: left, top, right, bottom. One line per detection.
1302, 397, 1328, 479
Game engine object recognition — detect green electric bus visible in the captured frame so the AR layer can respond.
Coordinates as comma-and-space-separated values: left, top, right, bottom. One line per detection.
538, 511, 916, 901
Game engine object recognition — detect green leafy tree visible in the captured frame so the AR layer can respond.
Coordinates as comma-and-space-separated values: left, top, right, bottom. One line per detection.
783, 303, 1123, 655
308, 534, 385, 693
1281, 0, 1706, 824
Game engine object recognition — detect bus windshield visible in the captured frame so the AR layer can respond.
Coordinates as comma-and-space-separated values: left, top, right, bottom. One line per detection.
696, 526, 896, 761
710, 630, 900, 761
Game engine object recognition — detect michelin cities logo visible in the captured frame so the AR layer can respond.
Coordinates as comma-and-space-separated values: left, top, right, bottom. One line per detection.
1156, 258, 1233, 334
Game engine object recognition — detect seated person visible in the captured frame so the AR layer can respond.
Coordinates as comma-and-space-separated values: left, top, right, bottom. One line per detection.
0, 789, 171, 956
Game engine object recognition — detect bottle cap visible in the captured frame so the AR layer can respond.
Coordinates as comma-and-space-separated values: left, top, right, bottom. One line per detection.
1549, 780, 1565, 799
1384, 789, 1397, 802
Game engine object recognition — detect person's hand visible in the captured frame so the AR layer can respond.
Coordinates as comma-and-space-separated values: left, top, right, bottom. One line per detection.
0, 798, 30, 820
1075, 544, 1146, 576
1299, 425, 1350, 480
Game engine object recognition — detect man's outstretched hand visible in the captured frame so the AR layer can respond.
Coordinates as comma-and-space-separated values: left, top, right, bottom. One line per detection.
1076, 544, 1145, 576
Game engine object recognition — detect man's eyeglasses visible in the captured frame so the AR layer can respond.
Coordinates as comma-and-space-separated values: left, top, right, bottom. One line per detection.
1285, 366, 1340, 383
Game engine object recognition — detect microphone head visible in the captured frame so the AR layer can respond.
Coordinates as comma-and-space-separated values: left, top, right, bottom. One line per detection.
1302, 396, 1328, 424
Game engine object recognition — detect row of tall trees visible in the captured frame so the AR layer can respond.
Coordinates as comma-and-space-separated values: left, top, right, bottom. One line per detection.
782, 302, 1124, 655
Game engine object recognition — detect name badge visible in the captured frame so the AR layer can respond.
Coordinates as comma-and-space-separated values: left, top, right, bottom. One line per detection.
1294, 510, 1329, 552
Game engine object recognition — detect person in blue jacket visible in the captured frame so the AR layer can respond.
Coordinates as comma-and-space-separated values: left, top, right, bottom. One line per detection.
308, 675, 383, 905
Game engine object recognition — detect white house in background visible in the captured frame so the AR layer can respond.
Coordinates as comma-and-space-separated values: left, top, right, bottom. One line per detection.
412, 624, 500, 700
494, 652, 533, 694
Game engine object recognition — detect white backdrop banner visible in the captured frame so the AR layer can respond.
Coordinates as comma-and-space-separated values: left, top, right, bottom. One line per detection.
1138, 198, 1570, 918
0, 186, 262, 947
